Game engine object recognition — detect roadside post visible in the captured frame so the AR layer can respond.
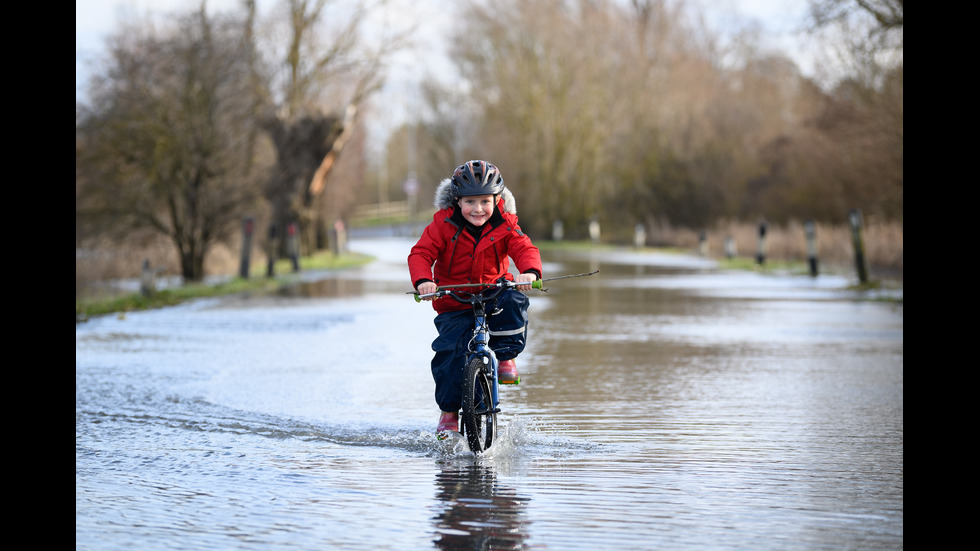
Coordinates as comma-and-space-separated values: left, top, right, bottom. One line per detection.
589, 217, 601, 244
287, 222, 300, 272
634, 223, 646, 249
804, 219, 819, 277
756, 221, 768, 265
332, 220, 347, 256
724, 236, 737, 259
140, 259, 156, 296
848, 209, 869, 284
266, 224, 277, 278
239, 217, 254, 279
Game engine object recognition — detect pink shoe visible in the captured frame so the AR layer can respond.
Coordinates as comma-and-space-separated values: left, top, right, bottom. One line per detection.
436, 411, 458, 435
498, 359, 520, 385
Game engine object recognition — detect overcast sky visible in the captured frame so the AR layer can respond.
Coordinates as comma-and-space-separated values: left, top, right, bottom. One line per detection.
75, 0, 812, 154
76, 0, 811, 99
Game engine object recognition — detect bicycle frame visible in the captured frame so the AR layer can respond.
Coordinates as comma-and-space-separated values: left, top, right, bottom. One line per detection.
463, 291, 500, 408
416, 281, 519, 451
421, 284, 510, 403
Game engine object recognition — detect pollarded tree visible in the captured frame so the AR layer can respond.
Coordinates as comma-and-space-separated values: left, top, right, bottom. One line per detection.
253, 0, 412, 259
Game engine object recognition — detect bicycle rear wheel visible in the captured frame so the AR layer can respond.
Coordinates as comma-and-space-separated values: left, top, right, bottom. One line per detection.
461, 356, 497, 452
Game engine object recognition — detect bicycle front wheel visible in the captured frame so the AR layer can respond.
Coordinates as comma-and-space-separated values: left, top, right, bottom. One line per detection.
461, 356, 497, 453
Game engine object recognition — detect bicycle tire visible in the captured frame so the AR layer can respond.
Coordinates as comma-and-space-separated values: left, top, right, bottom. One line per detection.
461, 356, 497, 452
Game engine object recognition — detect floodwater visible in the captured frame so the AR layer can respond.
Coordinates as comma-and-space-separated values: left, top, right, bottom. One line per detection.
76, 237, 903, 550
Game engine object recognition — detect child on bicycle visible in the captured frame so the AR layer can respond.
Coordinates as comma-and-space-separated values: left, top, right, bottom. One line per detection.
408, 160, 542, 436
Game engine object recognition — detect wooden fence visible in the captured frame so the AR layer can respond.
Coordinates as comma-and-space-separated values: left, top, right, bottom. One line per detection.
351, 201, 411, 223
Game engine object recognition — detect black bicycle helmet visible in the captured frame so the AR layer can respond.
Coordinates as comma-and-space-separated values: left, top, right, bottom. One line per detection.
451, 160, 504, 198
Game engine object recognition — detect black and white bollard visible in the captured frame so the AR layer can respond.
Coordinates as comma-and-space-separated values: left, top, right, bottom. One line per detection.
756, 221, 768, 265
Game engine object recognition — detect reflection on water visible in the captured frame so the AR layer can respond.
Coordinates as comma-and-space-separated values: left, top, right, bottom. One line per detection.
432, 461, 528, 550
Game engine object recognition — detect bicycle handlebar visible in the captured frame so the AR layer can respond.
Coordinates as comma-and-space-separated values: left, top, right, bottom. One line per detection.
411, 270, 598, 302
413, 279, 543, 303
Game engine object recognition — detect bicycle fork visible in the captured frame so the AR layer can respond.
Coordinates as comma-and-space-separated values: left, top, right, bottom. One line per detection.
468, 307, 500, 408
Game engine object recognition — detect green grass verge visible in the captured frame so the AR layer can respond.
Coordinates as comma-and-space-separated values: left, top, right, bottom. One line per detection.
716, 256, 810, 275
76, 250, 374, 322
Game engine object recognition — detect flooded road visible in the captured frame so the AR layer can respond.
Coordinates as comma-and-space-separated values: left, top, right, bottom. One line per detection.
76, 238, 903, 550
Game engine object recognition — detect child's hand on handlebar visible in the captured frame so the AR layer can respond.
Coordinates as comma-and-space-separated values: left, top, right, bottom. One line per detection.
515, 273, 537, 292
417, 281, 438, 300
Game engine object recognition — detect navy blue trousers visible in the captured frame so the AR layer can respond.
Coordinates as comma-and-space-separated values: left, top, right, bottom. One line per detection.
430, 289, 530, 412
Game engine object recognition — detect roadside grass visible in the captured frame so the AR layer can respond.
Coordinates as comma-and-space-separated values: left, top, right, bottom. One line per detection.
75, 250, 373, 322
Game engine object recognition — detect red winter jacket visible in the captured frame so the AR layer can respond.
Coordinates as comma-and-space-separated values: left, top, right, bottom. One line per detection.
408, 179, 543, 314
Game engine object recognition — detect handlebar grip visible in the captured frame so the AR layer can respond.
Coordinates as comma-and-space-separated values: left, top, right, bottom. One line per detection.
414, 293, 421, 303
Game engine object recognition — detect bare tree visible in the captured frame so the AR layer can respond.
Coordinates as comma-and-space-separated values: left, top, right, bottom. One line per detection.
76, 0, 415, 282
808, 0, 903, 36
76, 7, 266, 281
805, 0, 902, 86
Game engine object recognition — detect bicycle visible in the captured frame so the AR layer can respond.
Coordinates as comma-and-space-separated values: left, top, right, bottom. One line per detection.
414, 271, 597, 453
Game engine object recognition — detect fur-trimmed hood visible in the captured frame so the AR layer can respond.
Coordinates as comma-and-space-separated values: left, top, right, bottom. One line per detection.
433, 178, 517, 214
